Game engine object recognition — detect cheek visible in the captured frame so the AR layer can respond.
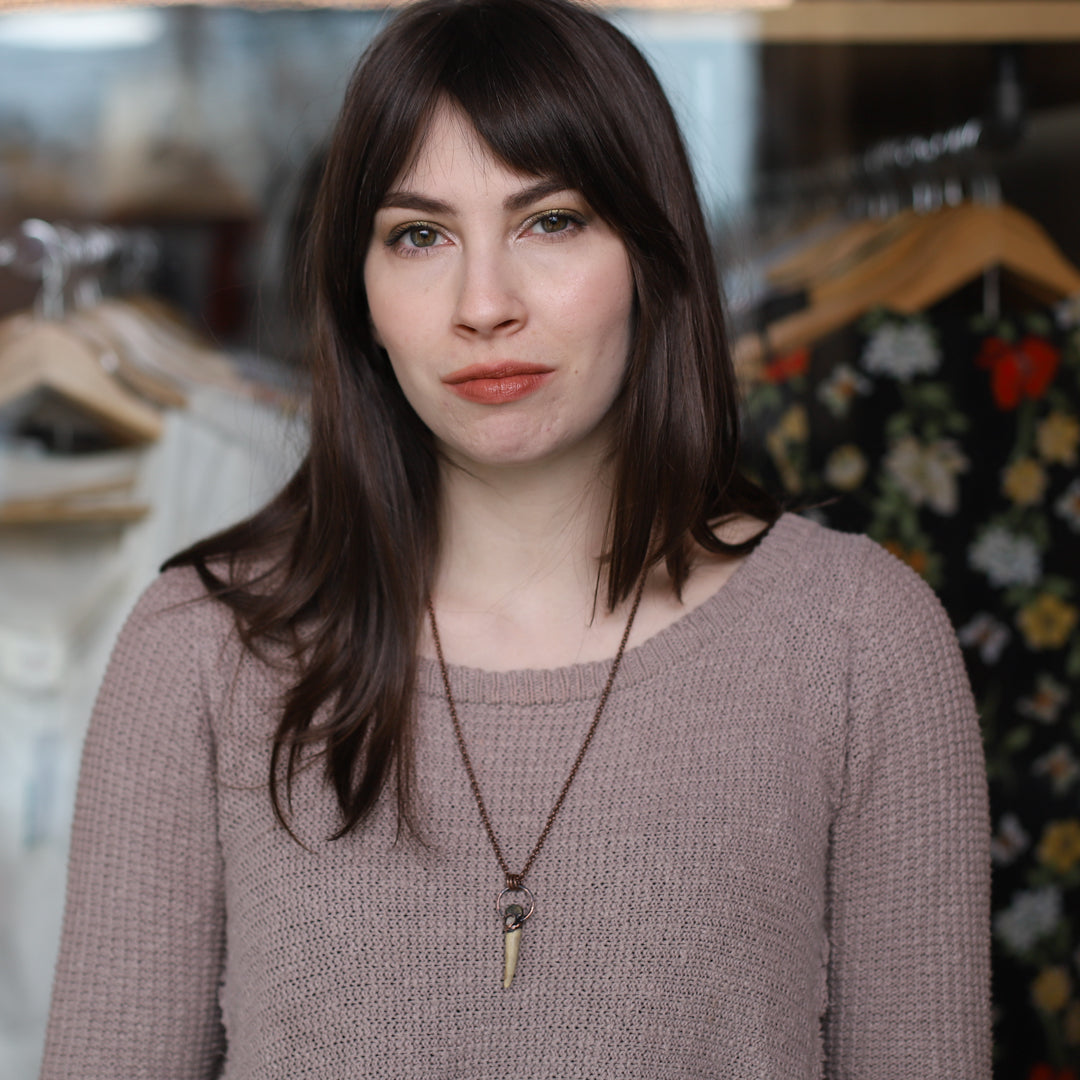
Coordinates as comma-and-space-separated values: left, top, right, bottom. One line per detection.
364, 274, 418, 406
364, 252, 447, 370
559, 254, 635, 367
363, 252, 390, 349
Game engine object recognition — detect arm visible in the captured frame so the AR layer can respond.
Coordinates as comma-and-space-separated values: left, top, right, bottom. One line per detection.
40, 572, 227, 1080
824, 542, 992, 1078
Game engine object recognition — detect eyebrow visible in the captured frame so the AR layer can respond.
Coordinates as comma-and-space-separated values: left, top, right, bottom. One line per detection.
378, 177, 573, 215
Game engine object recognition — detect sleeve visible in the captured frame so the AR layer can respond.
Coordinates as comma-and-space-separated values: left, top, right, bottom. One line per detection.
40, 573, 227, 1080
823, 542, 992, 1078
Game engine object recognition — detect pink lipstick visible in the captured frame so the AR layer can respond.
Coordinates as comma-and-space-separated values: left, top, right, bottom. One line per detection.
442, 361, 554, 404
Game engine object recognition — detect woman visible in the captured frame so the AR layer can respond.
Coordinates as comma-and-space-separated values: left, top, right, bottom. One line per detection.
41, 0, 991, 1076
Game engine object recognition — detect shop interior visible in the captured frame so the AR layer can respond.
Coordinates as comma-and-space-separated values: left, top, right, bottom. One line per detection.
1, 2, 1079, 1077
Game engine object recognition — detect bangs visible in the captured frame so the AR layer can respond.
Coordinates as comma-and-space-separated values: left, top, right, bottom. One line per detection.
433, 3, 622, 198
318, 0, 693, 351
381, 0, 676, 240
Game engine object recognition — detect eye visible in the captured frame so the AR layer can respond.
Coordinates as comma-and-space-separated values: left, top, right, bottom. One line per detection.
524, 210, 585, 237
386, 221, 446, 253
406, 225, 440, 247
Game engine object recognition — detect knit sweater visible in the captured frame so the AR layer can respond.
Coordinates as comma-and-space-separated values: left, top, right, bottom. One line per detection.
41, 513, 991, 1079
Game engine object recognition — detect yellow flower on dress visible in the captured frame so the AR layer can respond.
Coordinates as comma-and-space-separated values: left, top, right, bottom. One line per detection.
1031, 966, 1072, 1013
1036, 411, 1080, 466
1066, 1000, 1080, 1045
765, 405, 810, 495
883, 541, 929, 578
825, 444, 868, 491
1037, 819, 1080, 874
777, 403, 809, 442
1002, 458, 1048, 506
1017, 594, 1079, 651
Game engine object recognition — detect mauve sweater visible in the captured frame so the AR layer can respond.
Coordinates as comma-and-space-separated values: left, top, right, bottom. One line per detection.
41, 513, 991, 1079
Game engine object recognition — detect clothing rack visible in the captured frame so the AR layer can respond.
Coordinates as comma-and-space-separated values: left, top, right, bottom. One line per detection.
750, 119, 1006, 252
761, 117, 1001, 218
754, 43, 1027, 229
2, 220, 158, 319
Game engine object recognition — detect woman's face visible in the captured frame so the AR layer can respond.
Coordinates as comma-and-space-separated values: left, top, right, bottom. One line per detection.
364, 103, 635, 473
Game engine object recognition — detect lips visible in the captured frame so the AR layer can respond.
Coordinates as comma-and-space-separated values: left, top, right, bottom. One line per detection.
442, 361, 554, 404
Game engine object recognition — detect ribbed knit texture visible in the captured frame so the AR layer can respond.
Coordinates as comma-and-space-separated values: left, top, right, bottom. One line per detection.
40, 514, 991, 1079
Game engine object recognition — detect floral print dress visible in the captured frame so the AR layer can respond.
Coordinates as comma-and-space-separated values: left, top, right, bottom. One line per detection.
742, 287, 1080, 1080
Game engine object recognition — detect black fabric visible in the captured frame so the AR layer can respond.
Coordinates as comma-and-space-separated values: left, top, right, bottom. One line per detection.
742, 285, 1080, 1079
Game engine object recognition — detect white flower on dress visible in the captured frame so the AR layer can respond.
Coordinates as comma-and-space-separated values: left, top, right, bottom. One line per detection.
862, 320, 942, 382
990, 813, 1031, 866
824, 444, 869, 491
968, 526, 1042, 588
1018, 673, 1070, 723
817, 363, 871, 418
1055, 478, 1080, 533
884, 435, 969, 515
994, 886, 1063, 955
1033, 744, 1080, 795
1055, 294, 1080, 330
957, 612, 1011, 664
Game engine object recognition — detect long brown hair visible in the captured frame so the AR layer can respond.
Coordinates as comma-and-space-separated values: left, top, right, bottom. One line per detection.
166, 0, 779, 841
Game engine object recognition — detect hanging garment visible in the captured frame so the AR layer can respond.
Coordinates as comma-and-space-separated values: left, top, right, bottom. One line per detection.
741, 287, 1080, 1079
0, 388, 305, 1080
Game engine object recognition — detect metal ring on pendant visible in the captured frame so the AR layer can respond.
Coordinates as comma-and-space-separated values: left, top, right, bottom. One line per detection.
496, 884, 535, 924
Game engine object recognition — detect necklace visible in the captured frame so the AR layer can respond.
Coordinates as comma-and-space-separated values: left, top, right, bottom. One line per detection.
427, 576, 647, 989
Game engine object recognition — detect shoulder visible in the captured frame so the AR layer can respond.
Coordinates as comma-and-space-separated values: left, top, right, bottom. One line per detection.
745, 512, 947, 629
771, 516, 977, 738
792, 514, 957, 651
125, 565, 233, 637
108, 566, 240, 692
745, 514, 967, 700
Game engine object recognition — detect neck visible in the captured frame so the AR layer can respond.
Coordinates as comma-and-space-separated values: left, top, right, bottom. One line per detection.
433, 444, 615, 623
426, 446, 759, 670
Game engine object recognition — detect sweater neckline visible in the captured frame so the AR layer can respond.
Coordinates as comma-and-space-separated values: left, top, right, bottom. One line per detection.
416, 512, 806, 706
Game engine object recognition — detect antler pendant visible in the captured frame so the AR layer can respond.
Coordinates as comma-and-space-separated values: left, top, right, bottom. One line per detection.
502, 925, 522, 989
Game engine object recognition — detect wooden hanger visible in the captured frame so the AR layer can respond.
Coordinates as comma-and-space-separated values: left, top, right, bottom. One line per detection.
64, 310, 188, 409
0, 477, 150, 525
0, 317, 163, 445
765, 209, 919, 293
736, 201, 1080, 376
85, 297, 245, 394
886, 201, 1080, 312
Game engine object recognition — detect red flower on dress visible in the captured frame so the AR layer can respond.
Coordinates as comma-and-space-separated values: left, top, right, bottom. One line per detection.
1027, 1066, 1078, 1080
976, 336, 1060, 410
762, 347, 810, 384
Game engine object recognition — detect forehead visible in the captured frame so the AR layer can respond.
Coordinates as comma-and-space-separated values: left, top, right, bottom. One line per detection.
392, 102, 553, 199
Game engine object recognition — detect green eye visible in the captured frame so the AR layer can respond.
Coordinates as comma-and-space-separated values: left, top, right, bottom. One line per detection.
538, 213, 569, 234
408, 226, 439, 247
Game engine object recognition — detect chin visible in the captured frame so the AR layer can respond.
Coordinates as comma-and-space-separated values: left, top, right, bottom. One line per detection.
460, 442, 558, 469
435, 409, 613, 473
437, 418, 551, 466
436, 429, 565, 470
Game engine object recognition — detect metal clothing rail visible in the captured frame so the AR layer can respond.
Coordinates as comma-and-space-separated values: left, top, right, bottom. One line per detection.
1, 220, 158, 318
753, 117, 1001, 232
756, 41, 1026, 220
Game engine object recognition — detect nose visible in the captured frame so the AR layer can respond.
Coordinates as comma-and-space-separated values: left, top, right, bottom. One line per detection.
452, 242, 526, 338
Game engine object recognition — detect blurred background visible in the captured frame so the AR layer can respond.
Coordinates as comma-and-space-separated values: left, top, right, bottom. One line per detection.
1, 2, 1078, 1077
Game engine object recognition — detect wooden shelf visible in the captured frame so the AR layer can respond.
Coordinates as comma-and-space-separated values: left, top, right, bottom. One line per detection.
4, 1, 1080, 43
618, 2, 1080, 43
742, 2, 1080, 44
